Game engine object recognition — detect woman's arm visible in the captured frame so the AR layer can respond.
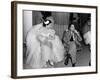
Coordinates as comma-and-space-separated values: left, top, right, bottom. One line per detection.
37, 34, 52, 48
62, 31, 66, 44
74, 30, 82, 41
37, 35, 47, 43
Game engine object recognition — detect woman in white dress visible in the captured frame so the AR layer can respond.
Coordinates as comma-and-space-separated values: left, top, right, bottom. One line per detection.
83, 19, 91, 66
25, 12, 65, 69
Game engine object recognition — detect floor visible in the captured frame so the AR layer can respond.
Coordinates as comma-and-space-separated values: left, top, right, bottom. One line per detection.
54, 44, 90, 68
23, 42, 90, 69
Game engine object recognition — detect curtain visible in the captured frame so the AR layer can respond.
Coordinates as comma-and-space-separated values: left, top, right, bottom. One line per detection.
32, 11, 70, 39
52, 12, 70, 39
32, 11, 42, 25
52, 12, 70, 25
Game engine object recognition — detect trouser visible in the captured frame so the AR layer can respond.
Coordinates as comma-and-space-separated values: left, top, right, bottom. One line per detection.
68, 41, 76, 64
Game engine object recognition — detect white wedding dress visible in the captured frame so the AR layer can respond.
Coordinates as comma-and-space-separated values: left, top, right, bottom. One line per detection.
83, 31, 91, 46
25, 23, 43, 68
39, 27, 65, 66
25, 23, 65, 69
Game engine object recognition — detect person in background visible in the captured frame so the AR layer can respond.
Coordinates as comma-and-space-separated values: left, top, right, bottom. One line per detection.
83, 19, 91, 66
62, 23, 82, 67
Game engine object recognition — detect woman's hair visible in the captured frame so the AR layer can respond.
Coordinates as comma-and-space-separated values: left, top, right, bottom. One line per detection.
68, 23, 75, 30
41, 11, 52, 27
43, 19, 52, 27
41, 11, 52, 20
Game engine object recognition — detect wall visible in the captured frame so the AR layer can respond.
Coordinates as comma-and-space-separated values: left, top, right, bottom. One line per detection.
0, 0, 100, 80
23, 11, 32, 42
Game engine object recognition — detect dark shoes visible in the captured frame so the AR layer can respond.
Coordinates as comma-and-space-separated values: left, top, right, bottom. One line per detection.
72, 63, 76, 67
89, 61, 91, 66
64, 54, 76, 67
64, 54, 71, 65
64, 57, 69, 65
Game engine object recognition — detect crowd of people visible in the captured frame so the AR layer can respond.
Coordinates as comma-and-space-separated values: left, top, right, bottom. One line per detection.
25, 11, 91, 69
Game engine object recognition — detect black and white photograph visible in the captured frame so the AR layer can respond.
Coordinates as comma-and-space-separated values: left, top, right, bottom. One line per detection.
23, 11, 91, 69
11, 1, 97, 78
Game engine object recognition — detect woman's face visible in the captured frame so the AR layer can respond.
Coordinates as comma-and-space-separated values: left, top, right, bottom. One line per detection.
70, 24, 75, 31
